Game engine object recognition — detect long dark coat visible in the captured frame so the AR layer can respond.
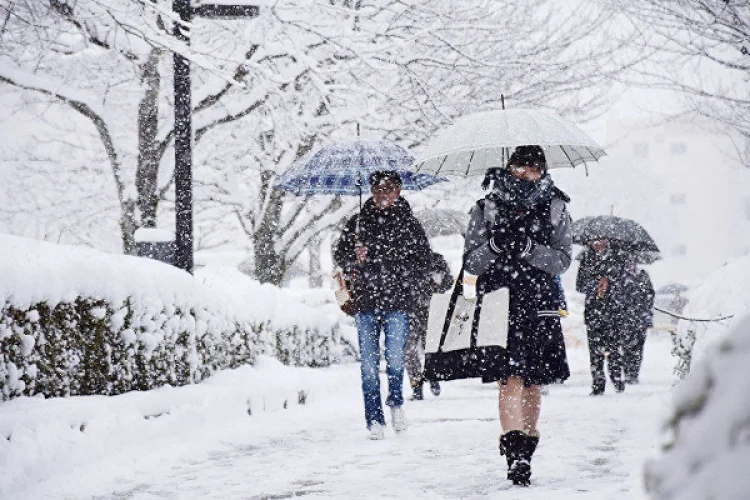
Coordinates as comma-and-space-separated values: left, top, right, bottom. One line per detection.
334, 197, 431, 314
464, 192, 573, 386
575, 248, 632, 330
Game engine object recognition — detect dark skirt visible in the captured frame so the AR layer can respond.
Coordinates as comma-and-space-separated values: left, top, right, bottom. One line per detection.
479, 267, 570, 386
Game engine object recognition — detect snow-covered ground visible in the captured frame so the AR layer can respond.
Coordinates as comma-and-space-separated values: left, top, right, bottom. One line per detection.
1, 328, 676, 500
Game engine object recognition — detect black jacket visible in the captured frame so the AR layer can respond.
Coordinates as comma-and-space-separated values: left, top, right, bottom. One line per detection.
629, 269, 655, 330
576, 248, 633, 329
414, 251, 454, 307
334, 198, 431, 313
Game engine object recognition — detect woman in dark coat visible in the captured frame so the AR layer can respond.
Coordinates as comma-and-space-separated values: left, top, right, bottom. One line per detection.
463, 145, 572, 486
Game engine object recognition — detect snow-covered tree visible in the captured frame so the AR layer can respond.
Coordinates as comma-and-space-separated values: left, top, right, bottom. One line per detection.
0, 0, 633, 284
609, 0, 750, 165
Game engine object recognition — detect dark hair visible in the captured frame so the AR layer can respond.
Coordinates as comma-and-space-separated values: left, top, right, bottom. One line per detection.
507, 145, 547, 171
368, 170, 402, 187
481, 145, 547, 189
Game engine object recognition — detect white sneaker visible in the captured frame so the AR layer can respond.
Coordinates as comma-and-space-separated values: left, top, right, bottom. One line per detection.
367, 423, 385, 440
390, 406, 408, 433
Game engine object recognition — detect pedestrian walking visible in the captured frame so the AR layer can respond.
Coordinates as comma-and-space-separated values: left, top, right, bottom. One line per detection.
405, 251, 453, 400
623, 263, 655, 384
576, 240, 633, 395
462, 145, 572, 486
333, 170, 432, 440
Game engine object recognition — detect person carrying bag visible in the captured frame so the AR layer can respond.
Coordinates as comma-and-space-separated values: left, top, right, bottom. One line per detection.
423, 266, 509, 383
452, 146, 573, 487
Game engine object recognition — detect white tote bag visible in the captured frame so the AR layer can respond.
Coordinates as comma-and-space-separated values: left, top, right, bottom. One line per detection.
425, 287, 510, 354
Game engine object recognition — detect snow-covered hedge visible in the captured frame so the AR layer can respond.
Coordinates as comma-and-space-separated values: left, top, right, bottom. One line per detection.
645, 312, 750, 499
0, 235, 355, 400
645, 255, 750, 499
671, 256, 749, 377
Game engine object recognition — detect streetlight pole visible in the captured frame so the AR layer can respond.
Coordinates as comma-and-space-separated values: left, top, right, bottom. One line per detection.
172, 1, 259, 274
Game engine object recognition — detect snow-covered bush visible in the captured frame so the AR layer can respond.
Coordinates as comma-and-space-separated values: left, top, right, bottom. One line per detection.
671, 256, 749, 377
645, 312, 750, 499
0, 235, 354, 400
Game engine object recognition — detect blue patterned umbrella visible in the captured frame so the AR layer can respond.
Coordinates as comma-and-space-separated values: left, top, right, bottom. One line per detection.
274, 140, 445, 198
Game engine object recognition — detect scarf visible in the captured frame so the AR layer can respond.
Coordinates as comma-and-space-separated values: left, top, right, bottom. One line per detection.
488, 168, 555, 209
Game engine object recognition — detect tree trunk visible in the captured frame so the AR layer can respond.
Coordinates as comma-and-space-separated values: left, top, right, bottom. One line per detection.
136, 48, 162, 228
308, 234, 322, 287
120, 199, 137, 255
253, 170, 287, 285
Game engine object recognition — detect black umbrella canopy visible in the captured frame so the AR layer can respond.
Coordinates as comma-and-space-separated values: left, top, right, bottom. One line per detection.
571, 215, 660, 253
575, 248, 661, 265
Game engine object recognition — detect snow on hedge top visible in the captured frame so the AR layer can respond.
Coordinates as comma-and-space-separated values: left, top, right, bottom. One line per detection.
0, 233, 215, 310
678, 254, 750, 359
683, 254, 750, 321
0, 234, 336, 332
646, 312, 750, 499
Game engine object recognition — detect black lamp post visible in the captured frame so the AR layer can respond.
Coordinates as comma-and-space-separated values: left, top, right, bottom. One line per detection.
172, 1, 259, 274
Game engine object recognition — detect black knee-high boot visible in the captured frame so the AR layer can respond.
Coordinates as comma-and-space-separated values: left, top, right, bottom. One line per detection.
499, 431, 538, 486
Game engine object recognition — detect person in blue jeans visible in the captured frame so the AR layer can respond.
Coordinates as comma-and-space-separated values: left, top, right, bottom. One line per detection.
334, 171, 432, 440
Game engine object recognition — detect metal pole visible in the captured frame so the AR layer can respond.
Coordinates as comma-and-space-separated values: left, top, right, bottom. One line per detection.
173, 0, 193, 273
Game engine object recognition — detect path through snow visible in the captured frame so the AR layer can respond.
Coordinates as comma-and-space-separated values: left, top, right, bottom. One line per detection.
7, 335, 675, 500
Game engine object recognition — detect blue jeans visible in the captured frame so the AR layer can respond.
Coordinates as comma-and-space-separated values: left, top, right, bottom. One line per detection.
355, 310, 409, 429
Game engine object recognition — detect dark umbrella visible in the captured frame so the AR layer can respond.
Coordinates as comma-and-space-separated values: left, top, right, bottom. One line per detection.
575, 248, 661, 265
571, 215, 660, 253
415, 209, 469, 238
657, 283, 689, 295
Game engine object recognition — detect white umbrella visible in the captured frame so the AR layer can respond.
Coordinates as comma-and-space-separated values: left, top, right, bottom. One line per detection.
412, 109, 606, 176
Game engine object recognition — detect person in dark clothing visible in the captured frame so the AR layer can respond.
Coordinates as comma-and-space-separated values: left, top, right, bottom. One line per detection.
405, 250, 454, 400
463, 145, 572, 486
333, 170, 432, 440
576, 240, 633, 395
622, 263, 655, 384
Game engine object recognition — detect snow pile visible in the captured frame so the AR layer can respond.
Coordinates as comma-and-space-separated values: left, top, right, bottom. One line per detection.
670, 255, 750, 377
0, 356, 352, 498
0, 234, 353, 400
645, 312, 750, 499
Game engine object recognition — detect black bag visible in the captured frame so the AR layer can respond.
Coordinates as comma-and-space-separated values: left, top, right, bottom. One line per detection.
423, 268, 509, 383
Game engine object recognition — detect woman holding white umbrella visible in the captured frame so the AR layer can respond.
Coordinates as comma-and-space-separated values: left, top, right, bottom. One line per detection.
413, 107, 602, 486
462, 145, 573, 486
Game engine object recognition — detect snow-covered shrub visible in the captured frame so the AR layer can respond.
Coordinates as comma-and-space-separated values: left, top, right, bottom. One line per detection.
0, 235, 354, 400
644, 312, 750, 499
671, 256, 748, 377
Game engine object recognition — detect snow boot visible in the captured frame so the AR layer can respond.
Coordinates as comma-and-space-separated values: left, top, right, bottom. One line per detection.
499, 431, 536, 486
411, 383, 424, 401
429, 380, 441, 397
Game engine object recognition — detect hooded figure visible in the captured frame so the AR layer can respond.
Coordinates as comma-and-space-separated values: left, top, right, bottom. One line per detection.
334, 170, 432, 440
463, 145, 573, 486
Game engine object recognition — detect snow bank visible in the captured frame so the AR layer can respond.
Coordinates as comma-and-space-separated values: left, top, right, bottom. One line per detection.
0, 356, 351, 498
670, 255, 750, 377
644, 312, 750, 499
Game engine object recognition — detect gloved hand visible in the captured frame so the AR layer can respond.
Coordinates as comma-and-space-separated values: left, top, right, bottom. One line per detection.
462, 273, 478, 300
490, 231, 534, 258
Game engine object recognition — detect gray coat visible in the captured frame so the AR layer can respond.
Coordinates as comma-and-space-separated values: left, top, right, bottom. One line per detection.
464, 196, 572, 278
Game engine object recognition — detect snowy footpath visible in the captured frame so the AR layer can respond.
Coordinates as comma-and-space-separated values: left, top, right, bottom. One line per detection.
2, 334, 675, 500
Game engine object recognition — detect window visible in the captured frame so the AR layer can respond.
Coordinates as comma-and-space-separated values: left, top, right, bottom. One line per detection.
633, 143, 649, 159
670, 142, 686, 155
670, 193, 686, 205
